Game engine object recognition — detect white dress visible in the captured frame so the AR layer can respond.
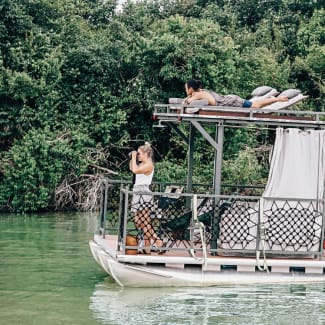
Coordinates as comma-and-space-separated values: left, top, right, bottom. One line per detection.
131, 169, 154, 212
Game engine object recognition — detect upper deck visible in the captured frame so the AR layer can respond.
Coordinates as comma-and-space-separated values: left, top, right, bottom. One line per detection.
153, 104, 325, 129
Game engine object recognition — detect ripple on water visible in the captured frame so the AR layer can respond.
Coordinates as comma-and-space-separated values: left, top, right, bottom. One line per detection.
89, 281, 325, 325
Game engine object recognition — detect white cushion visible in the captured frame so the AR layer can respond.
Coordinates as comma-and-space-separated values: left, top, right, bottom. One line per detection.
261, 94, 308, 110
251, 86, 274, 97
186, 107, 200, 114
169, 98, 183, 104
278, 89, 301, 99
185, 99, 209, 113
250, 88, 279, 102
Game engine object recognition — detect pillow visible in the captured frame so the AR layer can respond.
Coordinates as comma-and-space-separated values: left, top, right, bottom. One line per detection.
250, 88, 279, 102
186, 99, 209, 113
278, 89, 301, 99
251, 86, 274, 97
186, 107, 200, 114
169, 98, 183, 104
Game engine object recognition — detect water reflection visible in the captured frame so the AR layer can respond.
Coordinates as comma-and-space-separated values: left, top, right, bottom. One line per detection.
90, 281, 325, 325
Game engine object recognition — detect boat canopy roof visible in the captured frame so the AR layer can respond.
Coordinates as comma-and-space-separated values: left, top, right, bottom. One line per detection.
153, 104, 325, 197
153, 104, 325, 129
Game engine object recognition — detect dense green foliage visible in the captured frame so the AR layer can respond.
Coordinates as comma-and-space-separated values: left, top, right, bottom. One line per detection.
0, 0, 324, 212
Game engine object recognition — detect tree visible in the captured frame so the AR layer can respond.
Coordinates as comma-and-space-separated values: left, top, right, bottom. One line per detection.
0, 0, 323, 212
0, 128, 93, 212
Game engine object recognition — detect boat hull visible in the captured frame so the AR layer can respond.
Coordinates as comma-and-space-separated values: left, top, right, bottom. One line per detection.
89, 236, 325, 287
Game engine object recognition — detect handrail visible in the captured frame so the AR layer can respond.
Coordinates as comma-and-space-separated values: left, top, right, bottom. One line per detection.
103, 177, 265, 192
101, 180, 325, 259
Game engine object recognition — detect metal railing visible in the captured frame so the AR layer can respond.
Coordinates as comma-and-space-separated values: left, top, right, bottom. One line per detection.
98, 179, 325, 259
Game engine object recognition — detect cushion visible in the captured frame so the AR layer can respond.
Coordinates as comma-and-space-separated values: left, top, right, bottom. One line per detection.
186, 107, 200, 113
169, 99, 209, 106
250, 88, 279, 102
278, 89, 301, 99
169, 98, 183, 104
185, 99, 209, 113
251, 86, 274, 97
261, 94, 308, 110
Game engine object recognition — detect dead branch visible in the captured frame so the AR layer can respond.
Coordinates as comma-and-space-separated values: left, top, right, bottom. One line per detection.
55, 173, 106, 211
90, 164, 118, 175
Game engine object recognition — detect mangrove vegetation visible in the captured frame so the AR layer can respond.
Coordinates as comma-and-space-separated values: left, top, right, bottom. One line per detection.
0, 0, 324, 212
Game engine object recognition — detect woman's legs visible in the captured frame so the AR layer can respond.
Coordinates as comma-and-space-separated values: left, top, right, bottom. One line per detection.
251, 96, 288, 108
134, 210, 163, 253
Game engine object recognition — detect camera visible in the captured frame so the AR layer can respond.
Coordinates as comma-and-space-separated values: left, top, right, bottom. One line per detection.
128, 151, 140, 164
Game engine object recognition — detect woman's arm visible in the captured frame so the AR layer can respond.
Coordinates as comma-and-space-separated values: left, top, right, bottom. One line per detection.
129, 151, 153, 175
185, 91, 216, 106
184, 91, 215, 105
183, 94, 201, 104
186, 93, 202, 103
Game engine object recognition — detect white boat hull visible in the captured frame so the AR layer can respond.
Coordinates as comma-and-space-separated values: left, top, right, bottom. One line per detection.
89, 236, 325, 287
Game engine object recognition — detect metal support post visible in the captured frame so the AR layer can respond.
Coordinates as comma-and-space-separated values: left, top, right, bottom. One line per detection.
213, 123, 224, 197
187, 123, 195, 196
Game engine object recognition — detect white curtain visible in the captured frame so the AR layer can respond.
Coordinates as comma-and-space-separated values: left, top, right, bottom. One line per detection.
263, 128, 325, 200
262, 128, 325, 252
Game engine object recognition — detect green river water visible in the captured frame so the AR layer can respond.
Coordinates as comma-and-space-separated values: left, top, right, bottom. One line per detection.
1, 213, 325, 325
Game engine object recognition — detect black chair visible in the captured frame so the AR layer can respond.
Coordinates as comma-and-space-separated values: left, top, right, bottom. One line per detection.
159, 197, 215, 249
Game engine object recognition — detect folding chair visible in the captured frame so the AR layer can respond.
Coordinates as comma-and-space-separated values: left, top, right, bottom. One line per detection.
159, 197, 215, 249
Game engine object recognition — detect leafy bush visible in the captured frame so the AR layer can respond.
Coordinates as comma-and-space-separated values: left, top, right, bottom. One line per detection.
0, 128, 93, 212
223, 147, 266, 192
0, 0, 323, 212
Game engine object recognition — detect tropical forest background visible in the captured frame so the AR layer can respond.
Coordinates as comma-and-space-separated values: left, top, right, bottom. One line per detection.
0, 0, 324, 212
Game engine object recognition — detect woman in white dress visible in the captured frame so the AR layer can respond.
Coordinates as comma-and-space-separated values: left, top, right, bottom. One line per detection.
129, 142, 163, 254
